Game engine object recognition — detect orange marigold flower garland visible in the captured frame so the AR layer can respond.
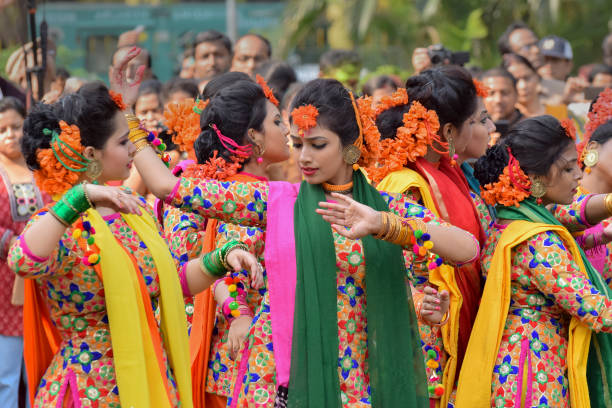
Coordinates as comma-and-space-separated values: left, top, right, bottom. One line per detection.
560, 118, 576, 141
181, 151, 243, 181
356, 95, 381, 168
480, 149, 532, 208
473, 78, 489, 98
109, 90, 127, 111
34, 121, 86, 196
163, 98, 209, 160
374, 88, 409, 118
367, 100, 440, 183
291, 104, 319, 136
255, 74, 279, 107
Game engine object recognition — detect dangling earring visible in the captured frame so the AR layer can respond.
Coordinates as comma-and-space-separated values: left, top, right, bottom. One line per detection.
254, 143, 265, 165
342, 145, 361, 169
582, 149, 599, 174
86, 159, 103, 182
530, 177, 546, 205
448, 136, 458, 166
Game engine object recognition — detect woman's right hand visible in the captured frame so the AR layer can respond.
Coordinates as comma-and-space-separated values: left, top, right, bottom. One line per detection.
227, 315, 252, 360
84, 184, 143, 215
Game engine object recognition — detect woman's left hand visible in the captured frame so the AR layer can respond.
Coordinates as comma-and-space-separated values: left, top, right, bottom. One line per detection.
316, 192, 382, 239
109, 46, 146, 107
225, 248, 265, 290
420, 286, 450, 325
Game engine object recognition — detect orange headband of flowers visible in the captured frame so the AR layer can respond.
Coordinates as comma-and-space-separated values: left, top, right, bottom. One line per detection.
109, 90, 127, 111
560, 119, 576, 141
480, 147, 532, 207
473, 78, 489, 98
163, 98, 210, 161
256, 74, 279, 107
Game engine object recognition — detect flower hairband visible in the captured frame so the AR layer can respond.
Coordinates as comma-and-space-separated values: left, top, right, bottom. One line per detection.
473, 78, 489, 98
255, 74, 279, 107
374, 88, 409, 118
164, 98, 209, 160
109, 90, 127, 111
291, 104, 319, 137
560, 118, 576, 141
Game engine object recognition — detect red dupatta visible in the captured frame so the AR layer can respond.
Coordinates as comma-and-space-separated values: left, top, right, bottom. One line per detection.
411, 156, 485, 372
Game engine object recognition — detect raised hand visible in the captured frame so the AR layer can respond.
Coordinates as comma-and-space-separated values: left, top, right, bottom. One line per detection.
420, 286, 450, 325
109, 46, 146, 106
225, 248, 265, 290
316, 192, 383, 239
85, 184, 143, 215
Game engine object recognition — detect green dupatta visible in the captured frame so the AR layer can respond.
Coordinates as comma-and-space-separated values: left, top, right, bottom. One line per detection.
497, 197, 612, 407
288, 170, 428, 407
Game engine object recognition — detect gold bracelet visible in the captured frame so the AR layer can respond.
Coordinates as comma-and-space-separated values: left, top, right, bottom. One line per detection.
82, 183, 95, 208
373, 212, 389, 239
604, 193, 612, 217
431, 311, 450, 327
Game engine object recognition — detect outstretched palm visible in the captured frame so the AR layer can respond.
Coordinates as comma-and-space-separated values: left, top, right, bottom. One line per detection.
316, 193, 381, 239
109, 46, 146, 107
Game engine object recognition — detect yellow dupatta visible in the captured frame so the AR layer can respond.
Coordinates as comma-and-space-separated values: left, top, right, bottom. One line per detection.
377, 168, 462, 408
87, 208, 193, 408
455, 221, 591, 408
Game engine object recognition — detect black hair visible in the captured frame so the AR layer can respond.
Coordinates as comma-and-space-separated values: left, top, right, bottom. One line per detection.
362, 75, 398, 97
194, 80, 267, 165
237, 33, 272, 58
162, 77, 199, 102
588, 63, 612, 83
22, 82, 120, 171
474, 115, 572, 187
590, 119, 612, 145
405, 65, 478, 131
502, 53, 538, 76
280, 82, 304, 112
55, 67, 70, 80
255, 60, 297, 102
0, 96, 26, 118
137, 79, 163, 98
290, 78, 359, 146
497, 21, 533, 55
319, 49, 361, 73
201, 72, 253, 100
481, 67, 518, 88
194, 30, 232, 55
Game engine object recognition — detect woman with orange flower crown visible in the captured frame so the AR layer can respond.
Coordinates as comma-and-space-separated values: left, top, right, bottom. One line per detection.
123, 70, 481, 407
456, 115, 612, 407
161, 73, 290, 408
7, 48, 263, 408
550, 89, 612, 287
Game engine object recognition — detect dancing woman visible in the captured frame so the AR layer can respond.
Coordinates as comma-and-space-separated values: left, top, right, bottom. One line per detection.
8, 78, 261, 406
457, 115, 612, 407
128, 76, 479, 407
163, 76, 288, 408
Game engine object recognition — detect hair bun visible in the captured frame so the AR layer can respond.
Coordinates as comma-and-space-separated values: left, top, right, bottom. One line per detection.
21, 103, 61, 170
474, 143, 509, 187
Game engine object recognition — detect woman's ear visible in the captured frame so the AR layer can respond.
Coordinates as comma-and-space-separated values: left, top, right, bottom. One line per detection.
441, 122, 456, 142
247, 128, 265, 147
82, 146, 100, 161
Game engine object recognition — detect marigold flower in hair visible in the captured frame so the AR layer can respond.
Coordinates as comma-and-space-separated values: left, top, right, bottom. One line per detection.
355, 95, 381, 167
291, 104, 319, 136
560, 118, 576, 141
163, 98, 208, 160
109, 90, 127, 111
181, 151, 243, 181
578, 88, 612, 166
374, 88, 409, 118
480, 148, 532, 208
255, 74, 279, 107
34, 121, 87, 196
472, 78, 489, 98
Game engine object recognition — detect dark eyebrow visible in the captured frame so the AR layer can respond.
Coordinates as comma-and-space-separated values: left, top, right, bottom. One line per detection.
289, 135, 327, 141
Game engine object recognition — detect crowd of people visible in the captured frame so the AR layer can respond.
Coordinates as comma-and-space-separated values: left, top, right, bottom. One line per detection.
0, 17, 611, 408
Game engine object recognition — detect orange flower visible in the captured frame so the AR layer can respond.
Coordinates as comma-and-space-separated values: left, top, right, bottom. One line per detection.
291, 104, 319, 135
481, 165, 531, 207
355, 95, 381, 167
33, 121, 86, 196
367, 100, 440, 183
255, 74, 279, 107
560, 118, 576, 141
109, 90, 127, 111
181, 151, 243, 181
374, 88, 409, 118
163, 98, 208, 160
473, 78, 489, 98
579, 88, 612, 166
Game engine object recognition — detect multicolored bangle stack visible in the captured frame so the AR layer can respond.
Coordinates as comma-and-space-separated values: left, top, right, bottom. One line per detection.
49, 184, 92, 226
125, 114, 172, 167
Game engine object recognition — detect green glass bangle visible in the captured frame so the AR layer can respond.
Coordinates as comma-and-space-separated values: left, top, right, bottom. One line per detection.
48, 207, 70, 227
201, 249, 226, 277
51, 199, 81, 225
64, 184, 91, 213
220, 240, 248, 270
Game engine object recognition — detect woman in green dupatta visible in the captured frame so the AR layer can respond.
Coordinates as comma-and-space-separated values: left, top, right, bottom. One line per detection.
130, 77, 480, 407
456, 115, 612, 407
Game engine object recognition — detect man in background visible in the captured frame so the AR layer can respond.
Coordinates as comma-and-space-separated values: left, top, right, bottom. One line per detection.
193, 30, 232, 89
231, 34, 271, 78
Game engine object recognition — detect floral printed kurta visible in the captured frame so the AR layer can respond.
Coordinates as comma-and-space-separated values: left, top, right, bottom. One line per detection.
170, 177, 447, 407
163, 203, 266, 396
480, 223, 612, 407
7, 197, 180, 408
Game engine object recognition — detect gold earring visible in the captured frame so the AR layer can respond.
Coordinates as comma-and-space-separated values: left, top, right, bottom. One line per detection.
86, 159, 103, 181
448, 136, 457, 166
342, 144, 361, 167
583, 149, 599, 173
530, 177, 546, 204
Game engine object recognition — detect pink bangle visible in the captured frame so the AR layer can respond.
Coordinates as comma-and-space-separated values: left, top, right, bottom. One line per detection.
179, 263, 191, 297
222, 296, 251, 324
